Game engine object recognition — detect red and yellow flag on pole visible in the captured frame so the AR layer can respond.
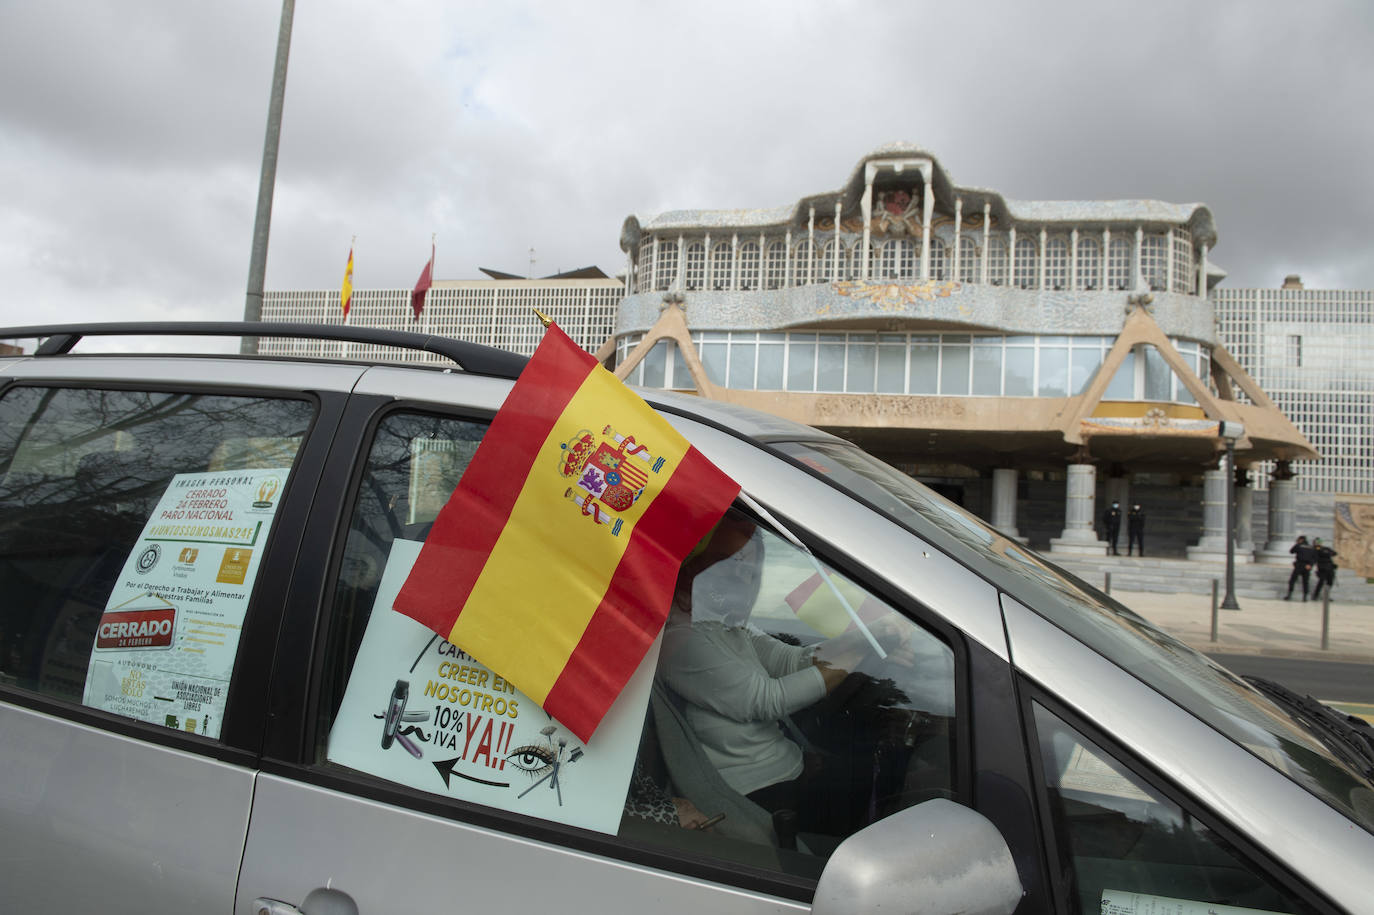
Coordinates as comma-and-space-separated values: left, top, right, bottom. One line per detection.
340, 244, 354, 319
393, 322, 739, 742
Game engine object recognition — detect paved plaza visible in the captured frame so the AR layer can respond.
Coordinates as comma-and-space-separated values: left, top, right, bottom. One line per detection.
1116, 588, 1374, 663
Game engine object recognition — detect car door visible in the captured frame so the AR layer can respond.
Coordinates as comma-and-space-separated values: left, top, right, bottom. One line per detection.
235, 388, 992, 914
0, 368, 345, 912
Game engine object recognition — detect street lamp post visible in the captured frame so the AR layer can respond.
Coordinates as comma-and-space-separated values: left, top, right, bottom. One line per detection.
241, 0, 297, 354
1219, 421, 1244, 610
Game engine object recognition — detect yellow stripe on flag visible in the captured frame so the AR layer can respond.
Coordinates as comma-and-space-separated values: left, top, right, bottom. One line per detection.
449, 365, 691, 703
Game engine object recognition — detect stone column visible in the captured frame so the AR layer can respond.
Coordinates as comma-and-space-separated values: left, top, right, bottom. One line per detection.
1187, 467, 1244, 562
861, 164, 875, 280
1050, 460, 1107, 555
990, 468, 1026, 543
981, 203, 991, 285
1256, 462, 1298, 564
920, 184, 933, 281
953, 197, 963, 280
1234, 467, 1255, 556
808, 207, 816, 285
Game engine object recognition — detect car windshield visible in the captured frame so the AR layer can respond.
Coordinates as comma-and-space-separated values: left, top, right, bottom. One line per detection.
772, 439, 1374, 833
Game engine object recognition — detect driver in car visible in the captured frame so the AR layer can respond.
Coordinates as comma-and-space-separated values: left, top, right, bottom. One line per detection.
658, 513, 911, 837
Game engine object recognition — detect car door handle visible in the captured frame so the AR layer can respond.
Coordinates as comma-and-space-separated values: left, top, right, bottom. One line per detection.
253, 887, 359, 915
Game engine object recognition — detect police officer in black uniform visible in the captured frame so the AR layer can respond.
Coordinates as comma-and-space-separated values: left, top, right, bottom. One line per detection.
1126, 504, 1146, 556
1102, 501, 1123, 555
1311, 538, 1338, 600
1284, 535, 1316, 601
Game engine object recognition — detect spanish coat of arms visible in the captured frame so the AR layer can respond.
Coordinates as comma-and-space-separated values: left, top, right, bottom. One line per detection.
559, 425, 666, 534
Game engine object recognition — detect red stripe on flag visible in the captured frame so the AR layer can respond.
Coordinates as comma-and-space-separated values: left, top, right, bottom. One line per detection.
784, 572, 825, 612
542, 446, 739, 742
393, 327, 595, 634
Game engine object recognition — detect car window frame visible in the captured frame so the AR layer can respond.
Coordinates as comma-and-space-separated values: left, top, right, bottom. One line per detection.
258, 393, 977, 905
1020, 684, 1344, 915
0, 375, 337, 766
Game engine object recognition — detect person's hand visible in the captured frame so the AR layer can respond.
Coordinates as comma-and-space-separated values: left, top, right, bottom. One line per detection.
673, 797, 713, 829
813, 656, 849, 692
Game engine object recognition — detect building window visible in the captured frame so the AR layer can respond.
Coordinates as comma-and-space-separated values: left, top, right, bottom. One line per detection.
986, 238, 1008, 286
1045, 236, 1069, 290
1075, 237, 1101, 290
1141, 233, 1168, 291
958, 236, 979, 284
655, 239, 678, 292
684, 242, 705, 291
930, 237, 948, 281
1108, 237, 1131, 290
878, 239, 916, 281
819, 238, 841, 283
710, 242, 732, 291
1287, 334, 1302, 367
764, 241, 787, 290
737, 241, 760, 291
1171, 227, 1194, 293
792, 240, 814, 286
851, 240, 872, 280
637, 237, 654, 293
1014, 237, 1038, 289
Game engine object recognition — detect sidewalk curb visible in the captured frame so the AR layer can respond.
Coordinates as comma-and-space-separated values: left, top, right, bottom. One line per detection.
1189, 642, 1374, 665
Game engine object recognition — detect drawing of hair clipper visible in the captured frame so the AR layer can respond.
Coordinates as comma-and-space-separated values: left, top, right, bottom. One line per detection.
381, 679, 424, 759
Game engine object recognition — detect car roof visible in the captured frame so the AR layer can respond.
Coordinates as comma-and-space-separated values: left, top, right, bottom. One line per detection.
637, 386, 843, 445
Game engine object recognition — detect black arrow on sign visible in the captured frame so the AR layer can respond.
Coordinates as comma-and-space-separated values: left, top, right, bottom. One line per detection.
432, 757, 510, 790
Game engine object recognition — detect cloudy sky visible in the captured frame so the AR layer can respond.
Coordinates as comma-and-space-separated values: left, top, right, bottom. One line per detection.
2, 0, 1372, 339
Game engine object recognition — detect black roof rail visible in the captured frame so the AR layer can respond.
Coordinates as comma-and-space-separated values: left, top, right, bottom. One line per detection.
0, 321, 529, 380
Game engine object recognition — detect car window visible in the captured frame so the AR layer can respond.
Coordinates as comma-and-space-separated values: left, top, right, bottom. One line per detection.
623, 508, 956, 881
1033, 703, 1318, 915
0, 384, 314, 738
776, 439, 1374, 835
319, 412, 956, 884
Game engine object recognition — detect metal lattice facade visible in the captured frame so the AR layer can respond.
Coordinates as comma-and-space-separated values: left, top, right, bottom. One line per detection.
1213, 286, 1374, 494
259, 279, 622, 363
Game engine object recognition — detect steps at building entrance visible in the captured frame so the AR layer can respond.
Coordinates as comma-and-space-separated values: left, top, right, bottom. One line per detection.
1047, 555, 1374, 604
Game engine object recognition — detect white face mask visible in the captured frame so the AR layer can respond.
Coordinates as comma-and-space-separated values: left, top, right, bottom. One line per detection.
691, 533, 764, 626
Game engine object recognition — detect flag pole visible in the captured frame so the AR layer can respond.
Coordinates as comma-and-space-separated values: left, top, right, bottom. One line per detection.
533, 309, 552, 328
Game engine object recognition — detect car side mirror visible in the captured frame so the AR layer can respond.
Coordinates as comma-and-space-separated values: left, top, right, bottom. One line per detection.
812, 798, 1023, 915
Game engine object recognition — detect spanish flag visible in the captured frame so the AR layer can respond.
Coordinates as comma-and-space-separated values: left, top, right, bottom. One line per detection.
340, 245, 354, 318
393, 322, 739, 742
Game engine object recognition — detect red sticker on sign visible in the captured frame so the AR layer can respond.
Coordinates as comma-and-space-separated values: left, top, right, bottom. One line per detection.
96, 608, 177, 650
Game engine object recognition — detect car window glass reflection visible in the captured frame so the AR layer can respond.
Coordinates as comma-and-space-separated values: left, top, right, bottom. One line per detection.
1033, 703, 1315, 915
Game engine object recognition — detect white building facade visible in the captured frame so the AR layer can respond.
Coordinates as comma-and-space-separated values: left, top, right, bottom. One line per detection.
1213, 280, 1374, 496
259, 277, 622, 363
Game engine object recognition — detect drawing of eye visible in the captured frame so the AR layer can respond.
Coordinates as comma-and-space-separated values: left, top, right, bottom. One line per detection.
506, 744, 556, 776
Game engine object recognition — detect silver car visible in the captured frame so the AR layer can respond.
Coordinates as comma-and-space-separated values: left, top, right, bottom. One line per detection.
1, 323, 1371, 915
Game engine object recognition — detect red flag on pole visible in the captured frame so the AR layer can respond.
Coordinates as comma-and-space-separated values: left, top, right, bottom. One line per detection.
411, 242, 434, 321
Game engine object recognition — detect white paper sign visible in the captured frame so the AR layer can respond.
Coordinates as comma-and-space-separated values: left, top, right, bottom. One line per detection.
1101, 890, 1283, 915
327, 539, 657, 835
81, 469, 290, 738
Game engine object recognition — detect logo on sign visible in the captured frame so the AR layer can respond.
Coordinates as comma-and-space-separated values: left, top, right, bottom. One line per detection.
136, 544, 162, 574
96, 607, 177, 650
252, 477, 281, 509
